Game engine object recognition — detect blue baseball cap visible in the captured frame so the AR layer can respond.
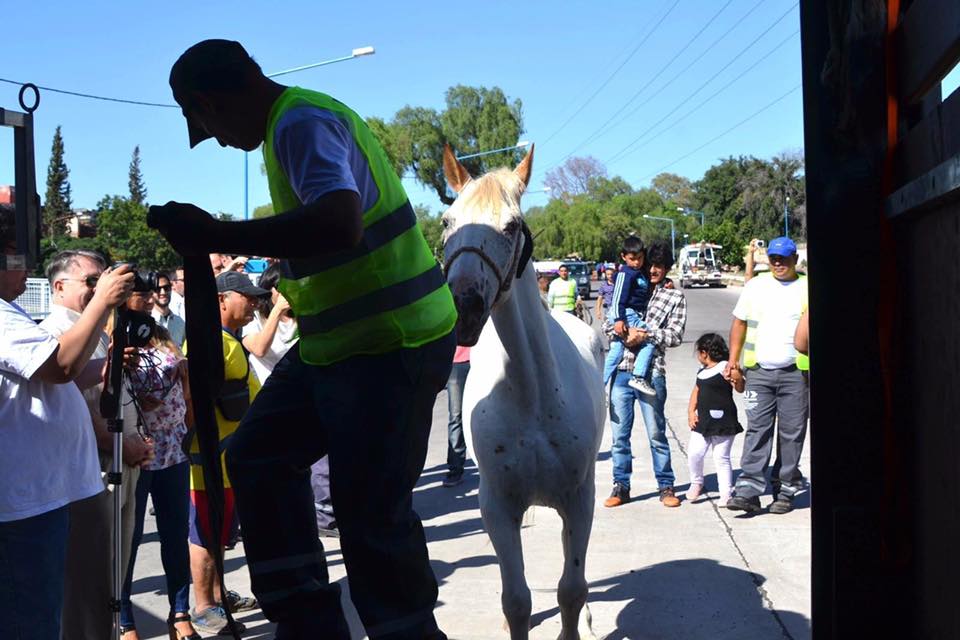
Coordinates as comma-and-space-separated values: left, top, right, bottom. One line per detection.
767, 237, 797, 257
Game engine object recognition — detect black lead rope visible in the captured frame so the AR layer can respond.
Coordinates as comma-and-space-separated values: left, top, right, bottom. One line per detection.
182, 254, 240, 639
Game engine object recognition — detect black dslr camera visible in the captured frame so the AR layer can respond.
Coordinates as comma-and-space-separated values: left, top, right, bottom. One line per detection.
112, 262, 161, 294
110, 263, 158, 348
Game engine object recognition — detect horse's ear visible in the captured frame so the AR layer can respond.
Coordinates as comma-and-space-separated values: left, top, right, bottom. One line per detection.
443, 143, 471, 193
517, 220, 534, 279
514, 143, 535, 191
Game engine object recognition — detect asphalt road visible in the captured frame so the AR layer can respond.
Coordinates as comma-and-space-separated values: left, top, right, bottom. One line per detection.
127, 279, 811, 639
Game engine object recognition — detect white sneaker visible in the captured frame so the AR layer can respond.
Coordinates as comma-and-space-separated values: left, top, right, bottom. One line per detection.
627, 376, 656, 396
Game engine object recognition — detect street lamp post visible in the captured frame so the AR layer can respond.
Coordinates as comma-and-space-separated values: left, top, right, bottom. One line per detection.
455, 140, 531, 161
644, 214, 676, 262
677, 206, 705, 229
783, 195, 790, 237
444, 141, 534, 200
244, 46, 376, 219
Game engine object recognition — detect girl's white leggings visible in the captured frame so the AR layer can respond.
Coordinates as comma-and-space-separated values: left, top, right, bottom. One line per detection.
688, 431, 736, 499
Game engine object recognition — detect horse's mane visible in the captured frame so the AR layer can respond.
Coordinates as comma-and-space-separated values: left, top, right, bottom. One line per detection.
462, 168, 523, 224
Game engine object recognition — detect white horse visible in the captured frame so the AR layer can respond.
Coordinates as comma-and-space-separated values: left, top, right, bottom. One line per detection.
441, 144, 605, 640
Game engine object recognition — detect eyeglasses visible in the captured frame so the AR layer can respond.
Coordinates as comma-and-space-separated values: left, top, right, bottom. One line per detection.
60, 276, 100, 288
157, 284, 172, 292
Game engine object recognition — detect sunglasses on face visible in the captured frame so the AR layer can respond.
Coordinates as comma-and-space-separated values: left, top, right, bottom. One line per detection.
157, 284, 173, 292
61, 275, 100, 288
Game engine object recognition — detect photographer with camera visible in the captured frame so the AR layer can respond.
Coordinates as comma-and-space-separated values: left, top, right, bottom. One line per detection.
0, 209, 135, 638
116, 280, 199, 639
38, 251, 154, 639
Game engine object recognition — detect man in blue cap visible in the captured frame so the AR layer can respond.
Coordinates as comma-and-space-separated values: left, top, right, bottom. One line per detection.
724, 237, 809, 514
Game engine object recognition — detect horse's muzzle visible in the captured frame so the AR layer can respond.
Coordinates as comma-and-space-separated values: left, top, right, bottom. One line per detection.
453, 291, 487, 346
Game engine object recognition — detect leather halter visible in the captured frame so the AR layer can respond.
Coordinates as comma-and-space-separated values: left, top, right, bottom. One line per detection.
443, 220, 532, 308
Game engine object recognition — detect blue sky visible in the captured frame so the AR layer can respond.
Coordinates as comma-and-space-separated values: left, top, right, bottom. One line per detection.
4, 1, 948, 219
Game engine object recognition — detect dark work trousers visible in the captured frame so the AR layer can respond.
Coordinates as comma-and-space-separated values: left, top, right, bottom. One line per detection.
734, 365, 809, 500
311, 455, 336, 530
226, 331, 455, 639
445, 362, 470, 474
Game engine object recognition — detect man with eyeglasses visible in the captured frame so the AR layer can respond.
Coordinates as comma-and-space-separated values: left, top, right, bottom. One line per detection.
152, 271, 186, 347
39, 250, 154, 639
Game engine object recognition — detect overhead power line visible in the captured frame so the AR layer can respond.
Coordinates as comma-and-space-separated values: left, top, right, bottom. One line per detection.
609, 29, 799, 166
539, 0, 681, 147
635, 84, 801, 183
0, 77, 178, 108
555, 0, 737, 164
605, 2, 799, 166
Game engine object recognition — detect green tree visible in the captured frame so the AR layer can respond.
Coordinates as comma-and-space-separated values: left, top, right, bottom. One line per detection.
415, 203, 444, 258
43, 125, 72, 238
252, 203, 274, 219
651, 172, 694, 209
94, 195, 178, 269
366, 116, 409, 177
737, 151, 806, 240
128, 145, 147, 206
386, 85, 525, 205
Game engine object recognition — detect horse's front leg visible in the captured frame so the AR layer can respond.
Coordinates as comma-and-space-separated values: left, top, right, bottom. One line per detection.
557, 475, 598, 640
480, 484, 531, 640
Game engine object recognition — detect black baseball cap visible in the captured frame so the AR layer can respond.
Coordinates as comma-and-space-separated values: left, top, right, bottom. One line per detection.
169, 39, 259, 148
216, 271, 268, 297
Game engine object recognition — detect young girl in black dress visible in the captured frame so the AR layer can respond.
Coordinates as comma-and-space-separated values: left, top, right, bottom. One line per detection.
686, 333, 744, 504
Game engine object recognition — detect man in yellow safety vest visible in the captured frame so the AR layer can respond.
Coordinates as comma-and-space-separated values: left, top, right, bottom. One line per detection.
149, 39, 456, 639
547, 264, 580, 313
724, 236, 809, 515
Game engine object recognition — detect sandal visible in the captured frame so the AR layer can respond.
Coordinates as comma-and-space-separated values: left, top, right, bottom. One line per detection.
167, 613, 202, 640
119, 624, 139, 640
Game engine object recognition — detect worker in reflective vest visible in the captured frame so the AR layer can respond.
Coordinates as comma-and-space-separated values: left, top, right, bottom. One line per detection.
724, 236, 809, 517
547, 264, 580, 312
150, 39, 456, 640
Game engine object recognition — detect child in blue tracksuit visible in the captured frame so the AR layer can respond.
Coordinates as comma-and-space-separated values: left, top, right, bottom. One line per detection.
602, 236, 657, 396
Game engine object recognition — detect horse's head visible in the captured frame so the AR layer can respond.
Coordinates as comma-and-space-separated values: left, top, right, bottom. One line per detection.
441, 143, 535, 346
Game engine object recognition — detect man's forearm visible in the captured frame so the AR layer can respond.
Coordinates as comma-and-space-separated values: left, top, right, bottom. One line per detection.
208, 190, 362, 259
243, 309, 283, 358
40, 300, 111, 382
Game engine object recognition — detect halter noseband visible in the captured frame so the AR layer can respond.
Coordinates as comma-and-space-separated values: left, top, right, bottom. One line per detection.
443, 221, 532, 308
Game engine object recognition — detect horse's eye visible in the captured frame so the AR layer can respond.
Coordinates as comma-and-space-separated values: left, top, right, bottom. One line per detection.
441, 216, 450, 229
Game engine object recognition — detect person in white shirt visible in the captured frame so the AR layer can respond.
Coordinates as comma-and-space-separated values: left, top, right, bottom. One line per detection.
724, 236, 809, 515
0, 209, 136, 639
152, 270, 186, 347
39, 250, 154, 640
241, 263, 296, 385
170, 266, 186, 320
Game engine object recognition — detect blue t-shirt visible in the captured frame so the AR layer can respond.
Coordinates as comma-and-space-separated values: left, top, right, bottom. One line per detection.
611, 266, 650, 322
273, 105, 379, 209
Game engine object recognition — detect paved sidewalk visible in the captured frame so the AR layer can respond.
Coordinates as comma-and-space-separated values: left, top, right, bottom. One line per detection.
129, 297, 810, 639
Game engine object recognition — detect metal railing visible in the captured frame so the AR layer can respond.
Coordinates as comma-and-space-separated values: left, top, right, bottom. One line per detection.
14, 277, 51, 320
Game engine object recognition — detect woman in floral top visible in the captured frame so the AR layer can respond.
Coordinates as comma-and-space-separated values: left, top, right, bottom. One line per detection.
118, 287, 198, 640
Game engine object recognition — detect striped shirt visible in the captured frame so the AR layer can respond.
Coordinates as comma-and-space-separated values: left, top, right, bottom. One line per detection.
605, 281, 687, 377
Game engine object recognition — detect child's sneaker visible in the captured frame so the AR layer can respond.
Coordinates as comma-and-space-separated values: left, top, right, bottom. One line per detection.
627, 376, 657, 396
687, 483, 703, 502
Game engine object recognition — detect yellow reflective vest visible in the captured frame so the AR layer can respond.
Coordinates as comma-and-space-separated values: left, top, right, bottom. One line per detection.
742, 273, 809, 371
262, 87, 457, 365
548, 277, 578, 311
